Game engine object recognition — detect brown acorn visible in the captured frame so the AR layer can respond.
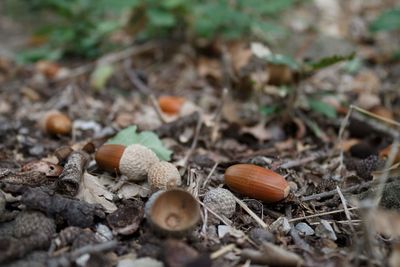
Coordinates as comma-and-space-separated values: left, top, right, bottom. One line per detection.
224, 164, 290, 202
40, 110, 72, 135
144, 189, 200, 236
158, 96, 185, 115
95, 144, 159, 181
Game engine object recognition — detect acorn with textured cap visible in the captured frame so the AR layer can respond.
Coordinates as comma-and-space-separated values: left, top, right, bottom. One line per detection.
203, 188, 236, 224
95, 144, 159, 181
145, 189, 200, 237
148, 161, 181, 189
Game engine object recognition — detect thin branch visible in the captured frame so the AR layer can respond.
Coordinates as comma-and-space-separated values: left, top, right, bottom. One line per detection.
336, 186, 355, 232
288, 207, 359, 223
234, 196, 268, 229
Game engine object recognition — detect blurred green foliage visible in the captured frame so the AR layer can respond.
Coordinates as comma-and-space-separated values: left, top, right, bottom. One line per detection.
6, 0, 301, 62
369, 7, 400, 32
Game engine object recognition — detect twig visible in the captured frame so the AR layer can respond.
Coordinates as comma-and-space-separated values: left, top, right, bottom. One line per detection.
338, 106, 353, 173
48, 240, 117, 267
288, 207, 359, 223
371, 139, 399, 206
201, 162, 219, 189
54, 43, 156, 82
336, 186, 355, 232
233, 196, 268, 229
198, 200, 232, 226
123, 60, 167, 124
278, 150, 329, 169
301, 181, 373, 201
179, 113, 203, 174
154, 111, 200, 138
211, 88, 228, 144
210, 244, 237, 259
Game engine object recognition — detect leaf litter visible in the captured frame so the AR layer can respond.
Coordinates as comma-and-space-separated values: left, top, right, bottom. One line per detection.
0, 1, 400, 267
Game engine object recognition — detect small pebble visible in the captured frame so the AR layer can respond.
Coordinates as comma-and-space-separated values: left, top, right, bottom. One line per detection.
315, 220, 337, 240
295, 222, 315, 236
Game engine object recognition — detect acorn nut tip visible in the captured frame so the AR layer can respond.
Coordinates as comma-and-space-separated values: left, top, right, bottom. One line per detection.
148, 161, 181, 189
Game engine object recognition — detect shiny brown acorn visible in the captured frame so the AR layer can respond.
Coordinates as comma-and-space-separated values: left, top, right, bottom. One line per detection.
40, 110, 72, 135
224, 164, 290, 202
158, 96, 185, 115
95, 144, 159, 181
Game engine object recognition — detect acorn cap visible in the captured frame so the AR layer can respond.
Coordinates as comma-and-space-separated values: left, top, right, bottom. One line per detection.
148, 161, 181, 189
119, 144, 159, 181
203, 188, 236, 223
145, 189, 200, 237
40, 110, 72, 135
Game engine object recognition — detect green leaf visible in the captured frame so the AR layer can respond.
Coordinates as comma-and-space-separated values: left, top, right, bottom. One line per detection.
342, 57, 363, 74
90, 64, 114, 91
260, 104, 280, 116
308, 98, 337, 119
369, 8, 400, 32
265, 54, 300, 70
16, 47, 62, 63
107, 126, 172, 161
306, 53, 355, 71
147, 8, 176, 27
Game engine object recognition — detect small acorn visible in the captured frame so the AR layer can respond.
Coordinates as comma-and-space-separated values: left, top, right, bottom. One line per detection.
203, 188, 236, 224
158, 96, 185, 115
148, 161, 181, 189
40, 110, 72, 135
224, 164, 290, 203
95, 144, 159, 181
145, 189, 200, 237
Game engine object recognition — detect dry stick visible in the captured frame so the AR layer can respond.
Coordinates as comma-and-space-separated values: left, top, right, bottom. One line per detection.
210, 244, 237, 259
198, 200, 232, 226
279, 150, 329, 169
301, 181, 373, 201
48, 240, 117, 267
336, 186, 355, 232
180, 113, 203, 174
288, 207, 359, 223
54, 43, 156, 82
123, 59, 168, 124
337, 106, 353, 173
233, 196, 268, 229
201, 162, 219, 189
57, 150, 90, 196
211, 88, 228, 144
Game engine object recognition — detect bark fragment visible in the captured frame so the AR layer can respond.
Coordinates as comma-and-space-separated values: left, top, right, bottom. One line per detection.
57, 150, 90, 196
1, 185, 105, 227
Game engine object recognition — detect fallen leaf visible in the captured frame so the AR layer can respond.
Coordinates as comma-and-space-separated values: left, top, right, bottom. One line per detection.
76, 172, 117, 213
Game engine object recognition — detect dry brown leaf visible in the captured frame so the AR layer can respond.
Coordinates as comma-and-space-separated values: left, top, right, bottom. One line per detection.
76, 172, 117, 213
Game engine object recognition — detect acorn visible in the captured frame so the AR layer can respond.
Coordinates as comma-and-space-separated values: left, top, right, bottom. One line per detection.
148, 161, 181, 189
95, 144, 159, 181
40, 110, 72, 135
203, 188, 236, 224
144, 189, 200, 236
158, 96, 185, 115
224, 164, 290, 202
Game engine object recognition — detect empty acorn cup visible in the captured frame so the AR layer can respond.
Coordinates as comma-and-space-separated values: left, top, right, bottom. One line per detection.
144, 189, 200, 237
